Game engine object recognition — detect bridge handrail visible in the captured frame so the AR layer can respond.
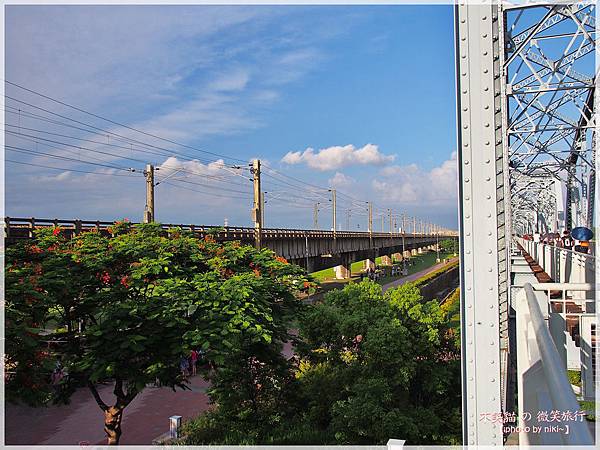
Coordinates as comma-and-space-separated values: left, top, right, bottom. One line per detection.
3, 216, 455, 239
517, 236, 596, 259
515, 237, 595, 287
515, 282, 594, 445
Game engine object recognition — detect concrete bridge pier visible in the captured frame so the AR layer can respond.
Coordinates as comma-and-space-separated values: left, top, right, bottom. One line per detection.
334, 254, 353, 279
364, 259, 376, 271
381, 255, 392, 266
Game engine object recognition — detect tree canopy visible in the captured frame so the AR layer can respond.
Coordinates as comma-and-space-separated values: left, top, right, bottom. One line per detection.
5, 222, 311, 444
182, 280, 462, 445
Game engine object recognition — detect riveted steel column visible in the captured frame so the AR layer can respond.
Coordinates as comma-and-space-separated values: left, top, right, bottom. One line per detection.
455, 3, 503, 446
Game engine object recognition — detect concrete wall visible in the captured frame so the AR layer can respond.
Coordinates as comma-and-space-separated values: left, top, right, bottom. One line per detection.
418, 265, 460, 301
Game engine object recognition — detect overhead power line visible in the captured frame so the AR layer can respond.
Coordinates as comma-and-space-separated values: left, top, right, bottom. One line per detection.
6, 80, 249, 165
5, 159, 142, 177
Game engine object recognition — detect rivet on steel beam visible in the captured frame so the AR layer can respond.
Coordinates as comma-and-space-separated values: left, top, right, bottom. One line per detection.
488, 267, 493, 272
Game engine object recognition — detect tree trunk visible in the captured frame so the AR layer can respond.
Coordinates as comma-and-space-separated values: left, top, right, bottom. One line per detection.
104, 405, 124, 445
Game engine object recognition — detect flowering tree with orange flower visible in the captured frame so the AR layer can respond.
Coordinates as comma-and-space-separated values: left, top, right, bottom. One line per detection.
5, 222, 313, 445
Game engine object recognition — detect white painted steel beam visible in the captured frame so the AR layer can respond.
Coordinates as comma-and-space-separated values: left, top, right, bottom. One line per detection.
455, 3, 504, 445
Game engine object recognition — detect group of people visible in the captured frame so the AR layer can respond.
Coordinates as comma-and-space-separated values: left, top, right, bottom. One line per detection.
179, 348, 207, 380
361, 266, 381, 281
528, 229, 592, 254
360, 260, 411, 281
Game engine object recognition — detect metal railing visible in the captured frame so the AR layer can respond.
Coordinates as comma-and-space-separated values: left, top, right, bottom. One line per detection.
516, 237, 595, 287
515, 282, 594, 445
3, 216, 451, 241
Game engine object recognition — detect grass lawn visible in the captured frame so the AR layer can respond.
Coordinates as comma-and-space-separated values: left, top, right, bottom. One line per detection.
578, 400, 595, 421
311, 251, 454, 284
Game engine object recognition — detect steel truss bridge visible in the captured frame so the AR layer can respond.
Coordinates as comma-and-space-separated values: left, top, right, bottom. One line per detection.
456, 1, 596, 445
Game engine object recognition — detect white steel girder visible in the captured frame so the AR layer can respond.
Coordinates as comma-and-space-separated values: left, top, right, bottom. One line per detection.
456, 1, 596, 446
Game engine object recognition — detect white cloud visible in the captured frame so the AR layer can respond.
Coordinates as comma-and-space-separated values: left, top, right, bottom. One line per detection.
157, 156, 243, 180
372, 152, 457, 204
328, 172, 354, 188
281, 143, 395, 171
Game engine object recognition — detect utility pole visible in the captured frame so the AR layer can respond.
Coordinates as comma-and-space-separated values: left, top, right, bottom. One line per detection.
413, 217, 417, 238
251, 159, 262, 249
436, 224, 440, 262
381, 213, 384, 232
346, 209, 351, 230
330, 189, 337, 234
261, 191, 265, 228
313, 202, 320, 229
388, 208, 392, 236
368, 202, 373, 232
143, 164, 155, 223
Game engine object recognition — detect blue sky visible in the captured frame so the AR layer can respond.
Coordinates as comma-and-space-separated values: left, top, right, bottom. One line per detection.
5, 4, 458, 230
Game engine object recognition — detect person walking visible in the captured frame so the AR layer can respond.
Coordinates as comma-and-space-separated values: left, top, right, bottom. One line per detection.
561, 230, 573, 250
179, 356, 190, 380
190, 349, 198, 376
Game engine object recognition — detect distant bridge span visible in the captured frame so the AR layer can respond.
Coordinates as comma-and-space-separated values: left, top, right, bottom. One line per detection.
3, 217, 456, 276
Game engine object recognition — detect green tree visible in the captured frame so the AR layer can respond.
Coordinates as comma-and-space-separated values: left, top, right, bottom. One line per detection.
182, 280, 462, 445
5, 222, 311, 445
296, 281, 461, 444
440, 239, 457, 253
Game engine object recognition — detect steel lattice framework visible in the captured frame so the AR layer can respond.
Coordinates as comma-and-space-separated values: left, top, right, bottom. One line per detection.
504, 1, 596, 231
456, 1, 596, 445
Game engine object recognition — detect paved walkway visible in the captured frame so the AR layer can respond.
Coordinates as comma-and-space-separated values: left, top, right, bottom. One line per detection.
381, 257, 459, 293
5, 376, 211, 445
6, 340, 295, 445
